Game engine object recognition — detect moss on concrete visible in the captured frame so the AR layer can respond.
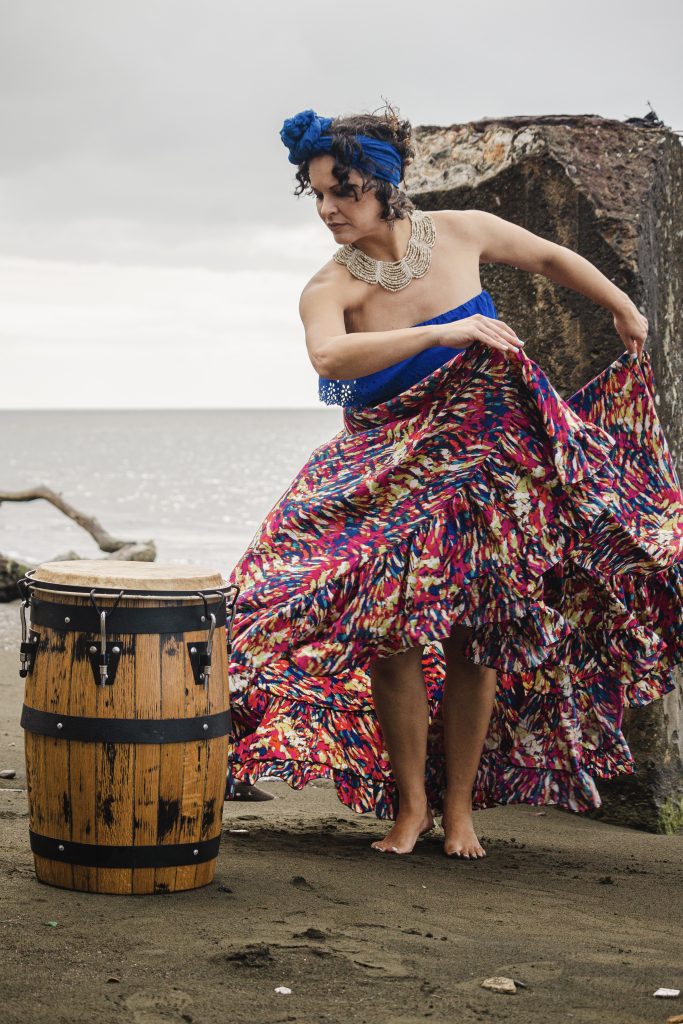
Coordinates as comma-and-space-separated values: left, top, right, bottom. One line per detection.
657, 794, 683, 835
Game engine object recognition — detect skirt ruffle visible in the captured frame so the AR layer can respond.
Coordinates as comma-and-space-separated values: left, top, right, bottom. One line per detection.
225, 343, 683, 819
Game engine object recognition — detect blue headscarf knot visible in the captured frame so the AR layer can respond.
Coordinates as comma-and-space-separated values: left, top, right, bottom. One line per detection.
279, 108, 402, 187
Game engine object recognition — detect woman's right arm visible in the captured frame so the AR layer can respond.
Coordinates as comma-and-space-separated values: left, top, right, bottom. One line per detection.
300, 280, 523, 380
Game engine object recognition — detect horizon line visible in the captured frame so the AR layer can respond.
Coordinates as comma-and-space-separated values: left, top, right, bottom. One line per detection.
0, 406, 340, 413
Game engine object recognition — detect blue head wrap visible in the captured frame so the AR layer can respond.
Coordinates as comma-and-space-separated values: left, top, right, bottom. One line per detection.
280, 108, 403, 187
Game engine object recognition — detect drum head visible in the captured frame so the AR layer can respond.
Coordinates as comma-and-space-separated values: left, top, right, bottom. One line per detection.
32, 560, 227, 592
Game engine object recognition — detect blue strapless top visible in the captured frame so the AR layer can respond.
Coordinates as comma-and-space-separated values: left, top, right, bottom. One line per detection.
318, 289, 497, 409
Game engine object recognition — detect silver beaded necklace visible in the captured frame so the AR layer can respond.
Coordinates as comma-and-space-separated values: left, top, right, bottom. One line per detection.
332, 209, 436, 292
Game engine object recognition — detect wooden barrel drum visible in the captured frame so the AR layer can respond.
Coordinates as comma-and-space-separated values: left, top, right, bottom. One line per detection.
18, 560, 239, 895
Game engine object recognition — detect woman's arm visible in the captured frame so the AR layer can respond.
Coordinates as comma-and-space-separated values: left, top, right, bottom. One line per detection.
300, 280, 440, 378
462, 210, 648, 357
300, 276, 521, 379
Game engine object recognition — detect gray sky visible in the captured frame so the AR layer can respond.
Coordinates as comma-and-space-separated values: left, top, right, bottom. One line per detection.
1, 0, 681, 408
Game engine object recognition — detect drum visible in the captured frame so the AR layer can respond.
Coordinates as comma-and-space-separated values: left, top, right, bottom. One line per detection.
17, 560, 239, 895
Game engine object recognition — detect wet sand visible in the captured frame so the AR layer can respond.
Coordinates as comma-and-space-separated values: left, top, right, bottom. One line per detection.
1, 641, 682, 1024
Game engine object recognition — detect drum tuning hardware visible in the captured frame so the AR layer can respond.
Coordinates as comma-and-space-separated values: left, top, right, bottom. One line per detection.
187, 591, 227, 687
98, 610, 109, 685
18, 590, 39, 679
86, 590, 125, 687
187, 612, 216, 687
203, 613, 217, 683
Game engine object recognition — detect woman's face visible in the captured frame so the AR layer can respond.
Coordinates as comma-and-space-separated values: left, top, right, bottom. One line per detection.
308, 154, 383, 242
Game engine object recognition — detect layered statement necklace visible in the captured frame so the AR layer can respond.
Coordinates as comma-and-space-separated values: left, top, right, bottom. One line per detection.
332, 209, 436, 292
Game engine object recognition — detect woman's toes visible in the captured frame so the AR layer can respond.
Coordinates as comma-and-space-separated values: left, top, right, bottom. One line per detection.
445, 842, 487, 858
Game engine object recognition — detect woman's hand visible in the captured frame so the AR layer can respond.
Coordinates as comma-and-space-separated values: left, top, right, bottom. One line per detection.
435, 314, 526, 355
613, 298, 648, 360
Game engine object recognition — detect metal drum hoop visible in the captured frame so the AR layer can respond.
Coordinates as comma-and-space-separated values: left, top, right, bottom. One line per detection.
16, 572, 241, 681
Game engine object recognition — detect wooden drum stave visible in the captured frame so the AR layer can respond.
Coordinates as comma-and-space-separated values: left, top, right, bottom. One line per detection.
18, 560, 239, 895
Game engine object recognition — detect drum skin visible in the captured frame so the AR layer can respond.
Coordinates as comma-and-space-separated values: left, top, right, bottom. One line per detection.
21, 561, 232, 895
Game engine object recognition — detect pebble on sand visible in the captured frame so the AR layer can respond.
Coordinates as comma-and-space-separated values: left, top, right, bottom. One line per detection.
274, 987, 292, 995
0, 769, 16, 779
481, 976, 518, 994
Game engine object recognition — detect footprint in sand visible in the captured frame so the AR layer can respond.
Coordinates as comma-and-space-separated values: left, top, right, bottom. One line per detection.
119, 989, 192, 1024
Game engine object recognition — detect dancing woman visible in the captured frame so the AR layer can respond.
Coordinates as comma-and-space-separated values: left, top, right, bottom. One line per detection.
225, 105, 683, 860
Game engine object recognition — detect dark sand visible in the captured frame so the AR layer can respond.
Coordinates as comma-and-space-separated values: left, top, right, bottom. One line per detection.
1, 639, 682, 1024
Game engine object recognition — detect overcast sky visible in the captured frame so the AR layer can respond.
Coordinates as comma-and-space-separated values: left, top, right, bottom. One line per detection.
1, 0, 681, 408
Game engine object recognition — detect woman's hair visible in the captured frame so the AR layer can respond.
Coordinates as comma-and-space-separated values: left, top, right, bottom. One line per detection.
292, 101, 416, 225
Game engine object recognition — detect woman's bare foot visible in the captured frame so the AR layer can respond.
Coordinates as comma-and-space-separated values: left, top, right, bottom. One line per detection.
371, 806, 435, 855
442, 803, 487, 858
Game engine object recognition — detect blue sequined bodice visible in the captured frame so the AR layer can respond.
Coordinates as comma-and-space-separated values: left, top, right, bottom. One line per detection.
318, 289, 497, 409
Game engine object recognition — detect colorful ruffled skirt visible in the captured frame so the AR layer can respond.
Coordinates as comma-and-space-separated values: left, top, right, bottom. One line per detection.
225, 342, 683, 819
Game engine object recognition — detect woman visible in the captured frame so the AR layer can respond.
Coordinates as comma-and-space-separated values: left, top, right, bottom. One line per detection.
225, 105, 683, 859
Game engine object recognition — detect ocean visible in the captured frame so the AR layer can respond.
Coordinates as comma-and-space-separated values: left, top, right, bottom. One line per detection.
0, 409, 342, 641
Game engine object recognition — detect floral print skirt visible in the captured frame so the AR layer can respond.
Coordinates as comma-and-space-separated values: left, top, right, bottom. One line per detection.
225, 343, 683, 819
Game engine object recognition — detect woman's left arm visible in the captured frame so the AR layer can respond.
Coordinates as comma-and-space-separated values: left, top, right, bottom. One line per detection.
461, 210, 648, 359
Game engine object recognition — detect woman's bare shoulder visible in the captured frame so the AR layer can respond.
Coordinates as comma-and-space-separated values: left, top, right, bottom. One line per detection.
430, 208, 490, 243
300, 255, 358, 313
301, 256, 346, 292
429, 208, 555, 270
298, 257, 354, 327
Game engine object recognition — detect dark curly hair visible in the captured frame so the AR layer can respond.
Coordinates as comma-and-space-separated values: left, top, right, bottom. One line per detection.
292, 101, 416, 226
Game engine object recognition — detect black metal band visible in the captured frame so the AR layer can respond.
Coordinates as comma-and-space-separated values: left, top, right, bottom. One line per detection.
29, 830, 221, 868
30, 599, 227, 635
22, 574, 237, 600
21, 704, 233, 743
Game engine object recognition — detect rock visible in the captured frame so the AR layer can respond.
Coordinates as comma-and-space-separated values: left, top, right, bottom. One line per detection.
481, 976, 518, 994
407, 113, 683, 834
0, 770, 16, 779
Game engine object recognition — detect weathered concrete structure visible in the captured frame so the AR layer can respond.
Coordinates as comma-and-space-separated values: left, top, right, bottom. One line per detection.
406, 114, 683, 833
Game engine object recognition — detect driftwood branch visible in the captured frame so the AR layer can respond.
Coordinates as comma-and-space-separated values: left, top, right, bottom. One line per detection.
0, 485, 156, 601
0, 485, 140, 553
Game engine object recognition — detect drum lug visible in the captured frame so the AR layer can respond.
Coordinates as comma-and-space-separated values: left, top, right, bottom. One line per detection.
86, 642, 122, 687
187, 642, 212, 687
18, 594, 39, 678
19, 634, 40, 678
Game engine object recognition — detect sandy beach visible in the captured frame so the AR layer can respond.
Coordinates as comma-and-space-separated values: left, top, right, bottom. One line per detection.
1, 634, 682, 1024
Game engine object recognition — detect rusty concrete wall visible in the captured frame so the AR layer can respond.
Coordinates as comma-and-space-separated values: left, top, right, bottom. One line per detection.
405, 115, 683, 832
